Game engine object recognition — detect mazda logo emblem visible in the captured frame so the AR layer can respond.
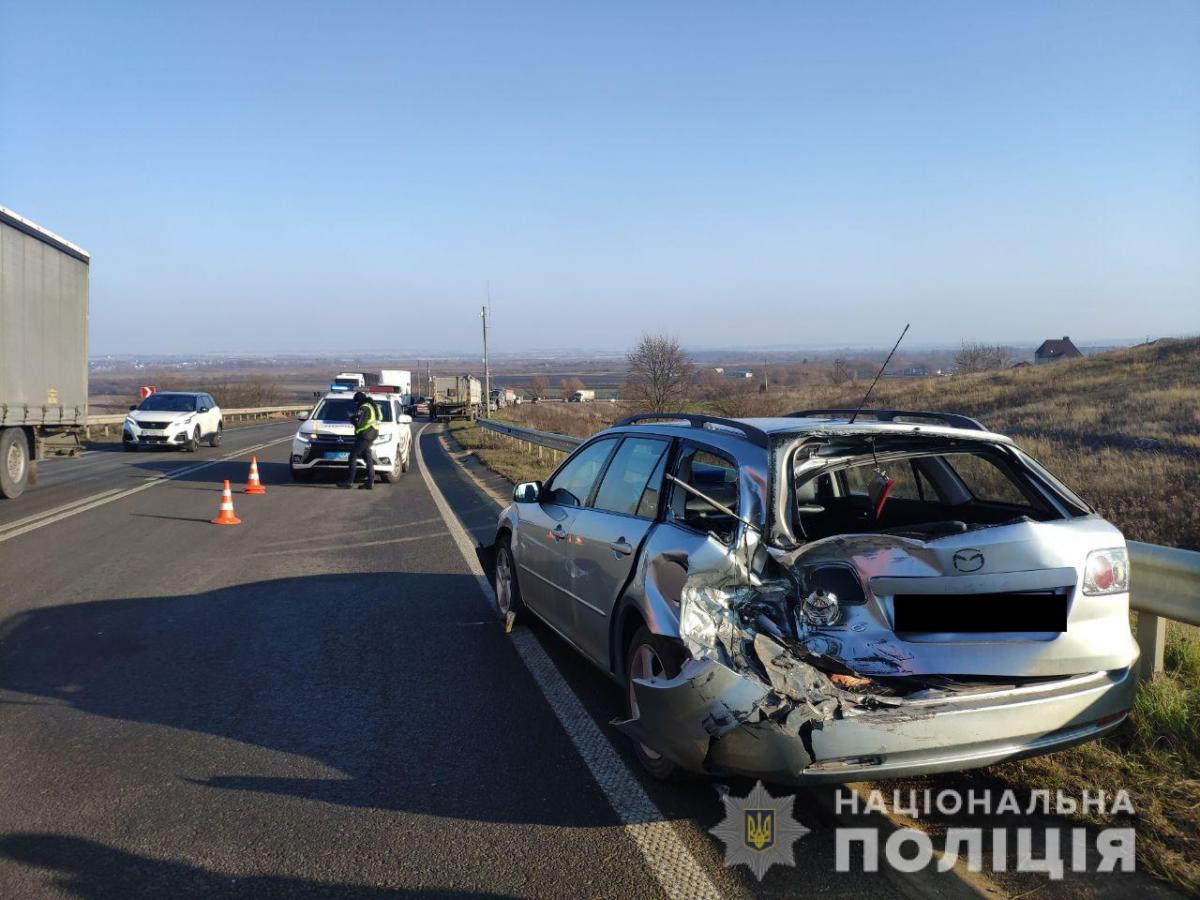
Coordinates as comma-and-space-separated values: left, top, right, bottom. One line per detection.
953, 549, 984, 573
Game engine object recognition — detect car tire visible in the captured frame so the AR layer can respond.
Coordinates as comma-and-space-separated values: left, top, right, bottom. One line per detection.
123, 440, 137, 452
0, 428, 31, 499
493, 534, 526, 617
379, 471, 393, 484
290, 464, 312, 483
209, 423, 222, 447
401, 451, 409, 473
625, 626, 687, 781
185, 428, 200, 453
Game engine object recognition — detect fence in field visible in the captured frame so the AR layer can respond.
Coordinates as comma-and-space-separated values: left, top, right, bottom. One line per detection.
477, 417, 1200, 683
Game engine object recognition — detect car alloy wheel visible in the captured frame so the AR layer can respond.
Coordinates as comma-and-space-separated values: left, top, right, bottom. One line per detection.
628, 645, 666, 762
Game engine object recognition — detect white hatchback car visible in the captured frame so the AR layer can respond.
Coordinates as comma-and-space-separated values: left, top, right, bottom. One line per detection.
123, 392, 223, 451
290, 392, 412, 483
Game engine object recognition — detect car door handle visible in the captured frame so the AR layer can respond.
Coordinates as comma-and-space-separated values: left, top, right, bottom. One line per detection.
609, 538, 633, 556
551, 524, 568, 541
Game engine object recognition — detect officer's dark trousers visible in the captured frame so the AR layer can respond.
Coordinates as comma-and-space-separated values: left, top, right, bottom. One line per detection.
344, 430, 376, 486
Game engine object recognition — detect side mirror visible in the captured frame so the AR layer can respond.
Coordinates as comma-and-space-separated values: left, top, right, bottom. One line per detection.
513, 481, 542, 503
199, 406, 210, 413
297, 410, 310, 420
397, 414, 413, 424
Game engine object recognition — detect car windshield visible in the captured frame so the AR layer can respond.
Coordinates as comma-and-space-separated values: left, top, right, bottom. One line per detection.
311, 398, 392, 422
138, 394, 197, 412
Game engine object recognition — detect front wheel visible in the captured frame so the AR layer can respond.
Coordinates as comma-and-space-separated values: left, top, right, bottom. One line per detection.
185, 428, 200, 452
290, 464, 313, 483
625, 627, 687, 780
0, 428, 30, 499
493, 535, 526, 617
209, 423, 223, 447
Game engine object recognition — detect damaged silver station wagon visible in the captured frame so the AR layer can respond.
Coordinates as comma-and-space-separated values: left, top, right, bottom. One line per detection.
492, 409, 1138, 784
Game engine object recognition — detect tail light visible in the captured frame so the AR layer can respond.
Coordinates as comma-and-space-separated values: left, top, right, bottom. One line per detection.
1083, 548, 1129, 595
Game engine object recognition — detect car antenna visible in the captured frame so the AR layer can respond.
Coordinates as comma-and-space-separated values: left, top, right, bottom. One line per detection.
848, 323, 910, 425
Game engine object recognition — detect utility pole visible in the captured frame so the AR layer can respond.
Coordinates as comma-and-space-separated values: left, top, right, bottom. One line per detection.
481, 303, 491, 419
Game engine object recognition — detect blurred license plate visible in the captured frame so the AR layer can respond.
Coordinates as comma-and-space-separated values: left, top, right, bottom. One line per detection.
324, 451, 350, 461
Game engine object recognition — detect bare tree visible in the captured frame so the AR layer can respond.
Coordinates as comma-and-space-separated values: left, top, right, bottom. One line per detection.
623, 333, 693, 412
559, 376, 585, 397
528, 375, 548, 399
955, 342, 1014, 373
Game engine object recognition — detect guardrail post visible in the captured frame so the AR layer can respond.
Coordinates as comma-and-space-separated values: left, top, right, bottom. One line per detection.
1136, 613, 1166, 683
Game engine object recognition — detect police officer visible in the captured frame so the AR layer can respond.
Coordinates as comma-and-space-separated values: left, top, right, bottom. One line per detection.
339, 391, 379, 489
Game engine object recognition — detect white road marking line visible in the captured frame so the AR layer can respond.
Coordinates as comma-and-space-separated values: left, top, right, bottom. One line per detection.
415, 424, 721, 900
0, 436, 292, 544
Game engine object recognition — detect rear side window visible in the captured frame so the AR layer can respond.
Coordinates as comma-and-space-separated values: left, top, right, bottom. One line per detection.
592, 438, 670, 518
545, 439, 616, 508
671, 447, 740, 543
944, 454, 1027, 506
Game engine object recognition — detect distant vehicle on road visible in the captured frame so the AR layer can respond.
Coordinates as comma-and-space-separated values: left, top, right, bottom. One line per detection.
430, 375, 482, 422
490, 387, 518, 409
377, 369, 413, 409
493, 409, 1137, 785
568, 389, 595, 403
124, 392, 223, 451
0, 207, 90, 499
330, 372, 380, 393
291, 391, 411, 483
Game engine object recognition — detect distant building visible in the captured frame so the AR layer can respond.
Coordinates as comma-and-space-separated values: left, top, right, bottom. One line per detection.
1034, 336, 1082, 364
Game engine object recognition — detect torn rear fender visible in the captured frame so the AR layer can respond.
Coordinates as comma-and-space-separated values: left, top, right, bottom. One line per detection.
613, 657, 816, 780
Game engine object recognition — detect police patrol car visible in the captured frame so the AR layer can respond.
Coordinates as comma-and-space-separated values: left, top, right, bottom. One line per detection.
290, 390, 413, 483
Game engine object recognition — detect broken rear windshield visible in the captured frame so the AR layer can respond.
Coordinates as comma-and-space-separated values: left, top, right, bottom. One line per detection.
793, 446, 1064, 540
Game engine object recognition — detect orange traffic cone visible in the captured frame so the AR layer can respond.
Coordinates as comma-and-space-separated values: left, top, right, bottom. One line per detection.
211, 480, 242, 525
243, 456, 266, 494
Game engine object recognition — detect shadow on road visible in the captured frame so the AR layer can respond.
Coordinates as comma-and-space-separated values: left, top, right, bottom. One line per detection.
0, 833, 504, 899
0, 573, 628, 830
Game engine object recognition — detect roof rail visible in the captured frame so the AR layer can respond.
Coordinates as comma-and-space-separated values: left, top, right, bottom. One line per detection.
614, 412, 770, 448
787, 408, 987, 432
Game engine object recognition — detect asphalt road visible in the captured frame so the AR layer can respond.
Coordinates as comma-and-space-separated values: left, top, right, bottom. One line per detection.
0, 421, 969, 897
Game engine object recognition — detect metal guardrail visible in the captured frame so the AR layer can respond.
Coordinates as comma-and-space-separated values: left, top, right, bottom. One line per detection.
479, 417, 583, 453
87, 404, 310, 429
1128, 541, 1200, 681
476, 418, 1200, 682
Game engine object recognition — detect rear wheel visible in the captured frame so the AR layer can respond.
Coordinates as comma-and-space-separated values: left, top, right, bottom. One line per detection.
0, 429, 30, 499
625, 626, 687, 780
493, 535, 525, 616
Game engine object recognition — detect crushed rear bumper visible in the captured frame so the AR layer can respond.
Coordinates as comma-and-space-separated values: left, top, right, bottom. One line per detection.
615, 656, 1136, 784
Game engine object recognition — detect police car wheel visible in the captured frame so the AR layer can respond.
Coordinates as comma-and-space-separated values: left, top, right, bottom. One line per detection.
290, 463, 312, 483
379, 471, 393, 484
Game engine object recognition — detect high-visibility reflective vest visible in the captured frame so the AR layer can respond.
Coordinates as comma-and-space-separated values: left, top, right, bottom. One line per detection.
355, 401, 380, 434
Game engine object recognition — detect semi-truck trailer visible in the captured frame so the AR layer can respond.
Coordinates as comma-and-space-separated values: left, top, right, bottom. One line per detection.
430, 375, 481, 422
0, 207, 90, 499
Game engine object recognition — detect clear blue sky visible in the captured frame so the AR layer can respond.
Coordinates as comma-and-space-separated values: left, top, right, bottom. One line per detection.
2, 1, 1197, 355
